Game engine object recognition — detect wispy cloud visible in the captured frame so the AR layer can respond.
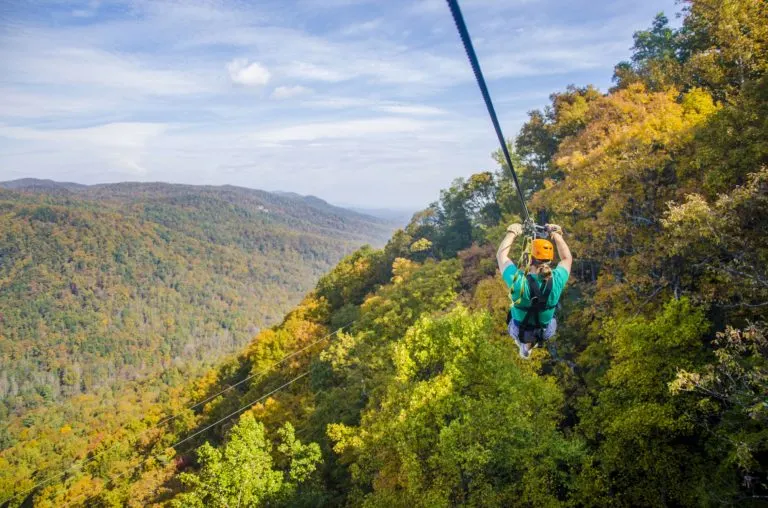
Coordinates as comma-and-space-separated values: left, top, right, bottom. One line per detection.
0, 0, 680, 207
271, 85, 313, 99
0, 122, 169, 147
1, 122, 170, 177
252, 117, 428, 143
2, 43, 206, 96
282, 61, 349, 83
339, 18, 383, 37
376, 104, 447, 116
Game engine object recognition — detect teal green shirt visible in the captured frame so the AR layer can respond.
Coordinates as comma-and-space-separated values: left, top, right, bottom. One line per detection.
502, 264, 569, 325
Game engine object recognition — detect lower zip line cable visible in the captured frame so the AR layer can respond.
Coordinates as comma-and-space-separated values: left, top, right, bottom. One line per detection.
78, 371, 312, 507
170, 371, 310, 451
67, 441, 201, 507
445, 0, 531, 223
6, 322, 353, 505
158, 322, 353, 425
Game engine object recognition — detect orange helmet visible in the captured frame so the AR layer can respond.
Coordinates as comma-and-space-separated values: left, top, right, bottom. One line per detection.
531, 239, 554, 262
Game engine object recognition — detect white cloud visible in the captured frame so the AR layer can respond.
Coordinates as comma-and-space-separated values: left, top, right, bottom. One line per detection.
299, 0, 380, 8
0, 89, 118, 118
282, 61, 348, 83
271, 85, 313, 99
0, 0, 682, 207
300, 98, 449, 116
227, 59, 271, 86
0, 122, 169, 179
71, 0, 101, 18
0, 122, 169, 147
301, 96, 378, 109
110, 156, 151, 176
377, 104, 447, 116
339, 19, 383, 37
409, 0, 532, 16
1, 43, 206, 96
252, 117, 428, 143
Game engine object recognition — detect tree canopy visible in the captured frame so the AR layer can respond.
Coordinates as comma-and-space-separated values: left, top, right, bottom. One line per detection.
3, 1, 768, 506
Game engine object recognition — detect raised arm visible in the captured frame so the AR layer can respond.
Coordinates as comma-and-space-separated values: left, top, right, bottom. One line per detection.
548, 224, 572, 274
497, 223, 522, 273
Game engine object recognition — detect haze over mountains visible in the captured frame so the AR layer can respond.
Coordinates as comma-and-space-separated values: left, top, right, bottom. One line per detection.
0, 179, 396, 414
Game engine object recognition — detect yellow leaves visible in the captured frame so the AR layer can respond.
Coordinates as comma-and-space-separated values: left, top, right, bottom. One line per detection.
469, 277, 508, 318
59, 424, 72, 435
533, 83, 724, 290
283, 316, 326, 348
559, 93, 591, 127
188, 369, 220, 402
55, 474, 104, 507
662, 194, 721, 255
681, 88, 719, 121
408, 238, 432, 255
291, 294, 331, 323
668, 369, 702, 394
327, 423, 364, 457
663, 166, 767, 263
391, 257, 419, 284
353, 256, 372, 276
360, 294, 383, 315
318, 331, 360, 371
684, 0, 768, 97
247, 396, 285, 426
555, 149, 586, 170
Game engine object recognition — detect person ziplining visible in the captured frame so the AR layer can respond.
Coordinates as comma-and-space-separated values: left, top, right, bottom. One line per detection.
445, 0, 575, 359
497, 224, 572, 359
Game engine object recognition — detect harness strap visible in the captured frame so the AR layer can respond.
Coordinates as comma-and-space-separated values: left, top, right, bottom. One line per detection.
518, 274, 553, 331
510, 236, 532, 306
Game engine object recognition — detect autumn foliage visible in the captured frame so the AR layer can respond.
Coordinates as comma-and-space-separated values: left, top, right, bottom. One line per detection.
3, 1, 768, 506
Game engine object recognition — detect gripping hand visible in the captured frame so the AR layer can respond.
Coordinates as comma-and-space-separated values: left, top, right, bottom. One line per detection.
546, 224, 563, 236
506, 223, 523, 236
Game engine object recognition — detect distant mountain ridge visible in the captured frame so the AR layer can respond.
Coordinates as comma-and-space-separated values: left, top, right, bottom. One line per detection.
0, 179, 396, 415
1, 179, 390, 229
0, 178, 87, 192
345, 205, 415, 225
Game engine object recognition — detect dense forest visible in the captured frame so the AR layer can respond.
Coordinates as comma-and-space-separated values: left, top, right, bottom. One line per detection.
3, 0, 767, 506
0, 181, 394, 417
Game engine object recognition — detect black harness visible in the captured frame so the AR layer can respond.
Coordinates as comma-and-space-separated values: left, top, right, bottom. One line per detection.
506, 274, 557, 342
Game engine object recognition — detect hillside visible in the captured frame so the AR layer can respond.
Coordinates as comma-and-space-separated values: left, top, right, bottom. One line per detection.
2, 1, 768, 506
0, 181, 396, 416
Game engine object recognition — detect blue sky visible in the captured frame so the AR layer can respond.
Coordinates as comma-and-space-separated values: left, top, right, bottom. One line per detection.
0, 0, 680, 208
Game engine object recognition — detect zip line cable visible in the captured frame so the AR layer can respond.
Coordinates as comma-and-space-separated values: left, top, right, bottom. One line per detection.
158, 322, 352, 425
5, 323, 353, 505
75, 371, 311, 507
170, 371, 310, 451
445, 0, 531, 223
68, 442, 201, 507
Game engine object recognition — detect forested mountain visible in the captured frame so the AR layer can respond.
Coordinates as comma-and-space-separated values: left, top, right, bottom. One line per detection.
3, 0, 768, 506
0, 182, 395, 417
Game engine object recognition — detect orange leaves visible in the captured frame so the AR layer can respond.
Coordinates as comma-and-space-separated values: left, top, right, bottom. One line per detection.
391, 258, 419, 285
534, 85, 718, 273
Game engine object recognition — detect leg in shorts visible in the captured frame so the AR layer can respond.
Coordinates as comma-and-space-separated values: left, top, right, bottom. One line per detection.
508, 317, 558, 343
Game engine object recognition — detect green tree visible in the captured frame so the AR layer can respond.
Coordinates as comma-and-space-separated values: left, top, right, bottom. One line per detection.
173, 415, 321, 507
671, 323, 768, 501
574, 299, 713, 506
614, 13, 685, 91
680, 0, 768, 99
329, 308, 582, 507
